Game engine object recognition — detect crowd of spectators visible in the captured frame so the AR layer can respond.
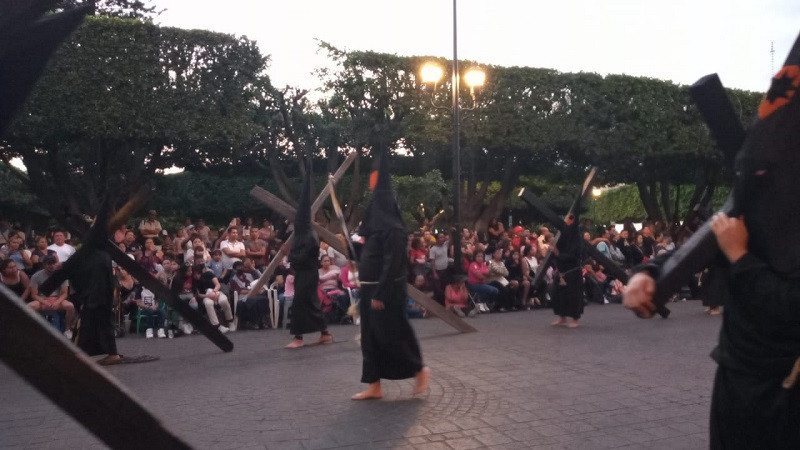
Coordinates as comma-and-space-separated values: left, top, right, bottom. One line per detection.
0, 209, 708, 340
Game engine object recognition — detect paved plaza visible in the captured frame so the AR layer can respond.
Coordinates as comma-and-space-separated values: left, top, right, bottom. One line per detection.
1, 301, 720, 449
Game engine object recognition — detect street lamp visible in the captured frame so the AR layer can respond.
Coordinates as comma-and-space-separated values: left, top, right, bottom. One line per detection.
418, 0, 486, 276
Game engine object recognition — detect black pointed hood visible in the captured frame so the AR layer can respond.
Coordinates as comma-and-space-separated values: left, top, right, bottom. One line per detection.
0, 2, 93, 135
85, 195, 111, 249
359, 143, 405, 236
733, 31, 800, 277
288, 159, 319, 270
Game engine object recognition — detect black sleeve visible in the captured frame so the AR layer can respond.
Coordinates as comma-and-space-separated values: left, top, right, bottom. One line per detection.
729, 253, 800, 322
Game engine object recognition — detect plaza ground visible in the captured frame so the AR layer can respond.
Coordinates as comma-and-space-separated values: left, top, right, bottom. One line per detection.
1, 300, 720, 449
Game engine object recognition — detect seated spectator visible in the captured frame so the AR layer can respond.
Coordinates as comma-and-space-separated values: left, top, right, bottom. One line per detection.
242, 257, 262, 280
136, 285, 166, 338
486, 248, 513, 311
467, 252, 498, 310
340, 261, 359, 305
505, 250, 528, 309
220, 223, 246, 271
206, 249, 225, 279
28, 255, 75, 338
318, 255, 348, 316
229, 260, 268, 329
1, 259, 30, 302
278, 268, 295, 329
137, 237, 162, 275
29, 235, 57, 273
583, 262, 606, 305
406, 274, 430, 318
172, 228, 188, 255
115, 265, 139, 327
185, 237, 210, 265
445, 275, 475, 317
1, 234, 32, 272
191, 264, 234, 333
47, 230, 76, 265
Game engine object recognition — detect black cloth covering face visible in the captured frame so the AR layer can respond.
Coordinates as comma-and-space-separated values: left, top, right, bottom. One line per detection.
287, 162, 326, 336
358, 228, 423, 383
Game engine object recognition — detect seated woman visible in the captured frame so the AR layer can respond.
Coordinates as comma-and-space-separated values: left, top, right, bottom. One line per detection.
505, 250, 527, 310
467, 252, 498, 311
1, 259, 30, 302
486, 248, 513, 312
318, 255, 348, 315
445, 275, 475, 317
340, 261, 359, 306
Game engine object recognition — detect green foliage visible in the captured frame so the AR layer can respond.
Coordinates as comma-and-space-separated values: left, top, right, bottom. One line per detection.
59, 0, 160, 19
3, 16, 269, 220
586, 184, 731, 224
391, 170, 449, 229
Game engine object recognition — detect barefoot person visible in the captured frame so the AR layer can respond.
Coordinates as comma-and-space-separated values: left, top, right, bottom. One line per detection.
551, 212, 583, 328
284, 161, 332, 349
352, 144, 429, 400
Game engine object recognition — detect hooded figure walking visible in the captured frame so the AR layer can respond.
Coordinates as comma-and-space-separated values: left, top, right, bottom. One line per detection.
551, 211, 584, 328
285, 160, 333, 349
352, 145, 430, 400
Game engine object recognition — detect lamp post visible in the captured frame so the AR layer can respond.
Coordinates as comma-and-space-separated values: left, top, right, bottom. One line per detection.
420, 0, 485, 275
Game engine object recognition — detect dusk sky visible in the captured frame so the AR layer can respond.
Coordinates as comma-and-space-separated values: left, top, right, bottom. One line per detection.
158, 0, 800, 93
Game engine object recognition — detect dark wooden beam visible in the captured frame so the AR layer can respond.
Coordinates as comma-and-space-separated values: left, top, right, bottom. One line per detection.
0, 285, 191, 449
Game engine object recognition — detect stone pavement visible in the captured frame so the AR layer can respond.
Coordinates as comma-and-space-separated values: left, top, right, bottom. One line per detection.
0, 301, 720, 449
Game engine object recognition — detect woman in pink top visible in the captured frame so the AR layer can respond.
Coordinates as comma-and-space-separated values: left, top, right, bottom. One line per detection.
318, 255, 347, 312
466, 252, 498, 309
445, 275, 475, 317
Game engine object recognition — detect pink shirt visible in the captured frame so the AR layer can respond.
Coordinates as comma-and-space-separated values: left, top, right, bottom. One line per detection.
284, 274, 295, 298
468, 262, 489, 284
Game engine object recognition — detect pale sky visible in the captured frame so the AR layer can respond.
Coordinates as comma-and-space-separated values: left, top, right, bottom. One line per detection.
157, 0, 800, 94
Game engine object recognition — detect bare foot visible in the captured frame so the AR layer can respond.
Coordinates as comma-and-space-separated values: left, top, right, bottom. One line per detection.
352, 382, 382, 400
412, 367, 431, 395
285, 339, 304, 349
551, 317, 566, 326
567, 319, 579, 328
314, 334, 334, 345
708, 307, 722, 316
97, 355, 121, 365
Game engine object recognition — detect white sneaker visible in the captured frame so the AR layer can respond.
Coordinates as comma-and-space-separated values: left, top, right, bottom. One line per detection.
228, 319, 237, 332
64, 329, 73, 340
217, 325, 229, 334
145, 328, 154, 339
157, 328, 166, 338
181, 323, 193, 335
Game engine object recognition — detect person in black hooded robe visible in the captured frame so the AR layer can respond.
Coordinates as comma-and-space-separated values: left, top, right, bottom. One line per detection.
624, 42, 800, 448
551, 212, 584, 328
37, 202, 122, 365
351, 144, 429, 401
285, 161, 332, 349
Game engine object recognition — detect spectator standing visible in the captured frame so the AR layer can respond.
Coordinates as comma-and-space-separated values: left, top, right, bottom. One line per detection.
428, 233, 450, 304
138, 210, 163, 240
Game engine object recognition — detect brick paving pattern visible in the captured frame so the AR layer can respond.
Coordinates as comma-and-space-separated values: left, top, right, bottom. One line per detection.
0, 301, 719, 449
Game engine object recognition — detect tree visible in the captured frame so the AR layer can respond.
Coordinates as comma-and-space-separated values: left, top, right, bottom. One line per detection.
2, 16, 268, 224
58, 0, 160, 19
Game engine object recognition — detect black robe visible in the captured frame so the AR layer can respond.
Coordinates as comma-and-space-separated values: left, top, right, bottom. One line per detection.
708, 253, 800, 448
358, 228, 423, 383
73, 249, 117, 356
553, 225, 583, 320
288, 265, 326, 336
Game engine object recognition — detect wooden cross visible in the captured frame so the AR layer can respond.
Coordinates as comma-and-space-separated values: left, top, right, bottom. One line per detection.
0, 284, 191, 448
517, 170, 671, 318
249, 154, 477, 334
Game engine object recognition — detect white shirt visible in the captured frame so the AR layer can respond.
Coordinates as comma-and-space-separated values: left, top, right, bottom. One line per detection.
219, 239, 245, 269
47, 243, 76, 263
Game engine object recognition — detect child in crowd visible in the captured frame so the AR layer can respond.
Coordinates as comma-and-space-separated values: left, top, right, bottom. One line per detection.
206, 249, 225, 279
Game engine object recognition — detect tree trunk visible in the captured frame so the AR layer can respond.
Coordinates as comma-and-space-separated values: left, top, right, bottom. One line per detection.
659, 180, 672, 223
266, 146, 296, 207
636, 181, 663, 222
474, 157, 519, 231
